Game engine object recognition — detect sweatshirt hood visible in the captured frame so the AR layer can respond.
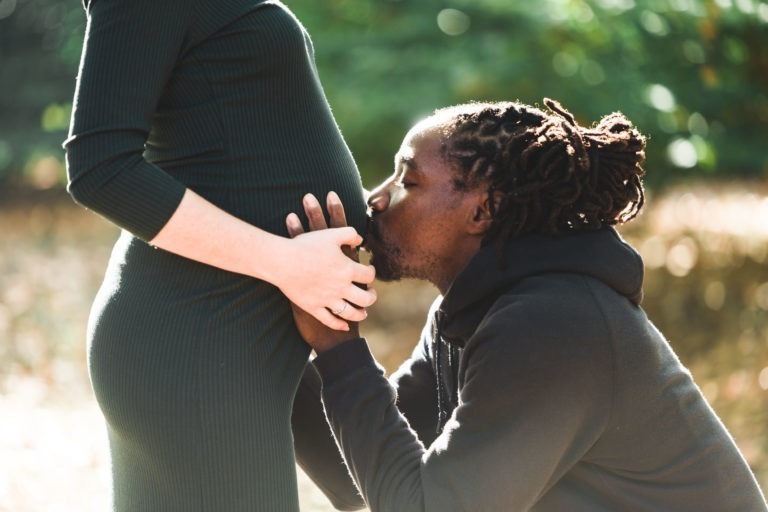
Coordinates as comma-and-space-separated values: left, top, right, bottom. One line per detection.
438, 227, 644, 345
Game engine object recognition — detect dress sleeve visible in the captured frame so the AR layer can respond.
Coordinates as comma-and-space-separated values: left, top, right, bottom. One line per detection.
313, 300, 613, 512
63, 0, 193, 240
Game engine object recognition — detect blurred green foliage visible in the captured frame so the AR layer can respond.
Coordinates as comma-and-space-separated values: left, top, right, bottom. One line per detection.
1, 0, 766, 188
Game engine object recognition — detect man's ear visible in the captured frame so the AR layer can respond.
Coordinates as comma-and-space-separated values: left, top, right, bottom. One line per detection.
466, 188, 503, 236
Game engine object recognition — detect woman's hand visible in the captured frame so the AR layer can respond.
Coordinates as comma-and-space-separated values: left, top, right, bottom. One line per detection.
270, 230, 374, 331
150, 188, 374, 332
284, 192, 369, 348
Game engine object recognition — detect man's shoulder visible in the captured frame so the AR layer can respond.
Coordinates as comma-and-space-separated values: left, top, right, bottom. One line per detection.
469, 274, 616, 354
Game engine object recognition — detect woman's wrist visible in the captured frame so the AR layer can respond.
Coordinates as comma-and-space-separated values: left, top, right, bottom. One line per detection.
246, 229, 289, 285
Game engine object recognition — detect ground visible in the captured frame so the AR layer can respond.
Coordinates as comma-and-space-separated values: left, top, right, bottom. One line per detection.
0, 375, 348, 512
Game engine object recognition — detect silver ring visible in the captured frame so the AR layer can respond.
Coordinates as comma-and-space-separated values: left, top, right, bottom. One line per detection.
332, 302, 348, 316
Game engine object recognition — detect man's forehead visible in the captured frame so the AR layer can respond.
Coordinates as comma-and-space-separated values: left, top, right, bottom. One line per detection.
403, 117, 445, 145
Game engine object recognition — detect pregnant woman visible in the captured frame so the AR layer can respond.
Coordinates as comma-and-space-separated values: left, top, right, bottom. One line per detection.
64, 0, 375, 510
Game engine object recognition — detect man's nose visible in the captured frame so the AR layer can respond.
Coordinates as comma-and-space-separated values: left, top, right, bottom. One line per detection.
367, 184, 390, 213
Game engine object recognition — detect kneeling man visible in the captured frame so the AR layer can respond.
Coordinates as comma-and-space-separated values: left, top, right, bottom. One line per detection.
289, 99, 768, 512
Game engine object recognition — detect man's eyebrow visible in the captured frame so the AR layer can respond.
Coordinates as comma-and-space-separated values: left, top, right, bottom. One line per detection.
397, 156, 418, 170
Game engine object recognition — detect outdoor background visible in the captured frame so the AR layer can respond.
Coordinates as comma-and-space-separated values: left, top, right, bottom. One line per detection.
1, 0, 767, 510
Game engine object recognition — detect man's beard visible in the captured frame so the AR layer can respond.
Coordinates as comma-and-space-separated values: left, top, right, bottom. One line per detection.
364, 219, 415, 282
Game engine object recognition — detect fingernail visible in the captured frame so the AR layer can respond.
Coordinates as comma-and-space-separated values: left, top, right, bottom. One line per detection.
328, 191, 340, 204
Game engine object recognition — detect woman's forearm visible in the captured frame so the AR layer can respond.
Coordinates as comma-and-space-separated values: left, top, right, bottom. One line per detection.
151, 189, 376, 329
150, 188, 285, 281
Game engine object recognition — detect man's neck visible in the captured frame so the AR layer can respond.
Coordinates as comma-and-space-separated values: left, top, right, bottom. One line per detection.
434, 253, 475, 296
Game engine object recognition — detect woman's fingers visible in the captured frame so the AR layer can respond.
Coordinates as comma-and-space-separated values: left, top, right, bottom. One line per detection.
332, 227, 364, 251
344, 285, 377, 310
349, 259, 376, 285
327, 282, 378, 322
328, 300, 367, 322
314, 308, 350, 331
303, 193, 328, 231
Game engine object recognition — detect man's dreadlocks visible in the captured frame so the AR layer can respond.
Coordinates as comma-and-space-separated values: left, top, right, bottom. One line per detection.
434, 98, 646, 247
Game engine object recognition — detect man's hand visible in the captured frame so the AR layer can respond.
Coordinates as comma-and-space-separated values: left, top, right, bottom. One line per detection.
286, 192, 371, 352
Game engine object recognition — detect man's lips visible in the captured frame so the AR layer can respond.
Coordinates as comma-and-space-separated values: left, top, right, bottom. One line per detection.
362, 215, 378, 249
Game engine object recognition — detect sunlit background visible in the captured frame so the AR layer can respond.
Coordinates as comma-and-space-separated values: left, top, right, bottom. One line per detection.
1, 0, 767, 510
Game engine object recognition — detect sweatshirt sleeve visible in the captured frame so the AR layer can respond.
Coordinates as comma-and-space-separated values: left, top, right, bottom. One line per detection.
63, 0, 193, 240
389, 332, 440, 447
313, 299, 614, 512
292, 332, 437, 511
292, 363, 366, 511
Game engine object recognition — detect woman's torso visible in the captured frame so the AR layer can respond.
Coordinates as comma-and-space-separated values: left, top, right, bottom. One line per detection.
144, 0, 367, 235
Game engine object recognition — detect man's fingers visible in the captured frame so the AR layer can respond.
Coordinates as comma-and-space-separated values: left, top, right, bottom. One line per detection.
303, 194, 328, 231
326, 191, 348, 229
285, 212, 305, 238
315, 308, 350, 332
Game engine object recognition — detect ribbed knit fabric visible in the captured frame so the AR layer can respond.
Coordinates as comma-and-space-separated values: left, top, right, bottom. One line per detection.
64, 1, 367, 510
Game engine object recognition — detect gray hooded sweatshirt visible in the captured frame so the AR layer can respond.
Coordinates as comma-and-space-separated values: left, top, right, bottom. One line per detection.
293, 228, 768, 511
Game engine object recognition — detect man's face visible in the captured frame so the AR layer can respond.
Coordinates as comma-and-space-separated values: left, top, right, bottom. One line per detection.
364, 120, 484, 290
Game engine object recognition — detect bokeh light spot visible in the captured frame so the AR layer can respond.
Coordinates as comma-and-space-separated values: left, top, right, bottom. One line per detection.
689, 135, 716, 169
755, 282, 768, 310
666, 237, 699, 277
595, 0, 636, 12
24, 156, 64, 190
552, 52, 579, 77
683, 40, 706, 63
735, 0, 756, 14
657, 111, 680, 133
688, 112, 709, 137
667, 138, 698, 168
581, 59, 605, 85
704, 281, 726, 310
639, 235, 667, 269
437, 9, 470, 36
670, 0, 706, 14
760, 367, 768, 391
574, 3, 595, 23
645, 84, 676, 112
41, 104, 72, 132
759, 3, 768, 23
640, 11, 670, 36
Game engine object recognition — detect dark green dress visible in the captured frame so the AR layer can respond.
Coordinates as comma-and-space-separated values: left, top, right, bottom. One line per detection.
64, 0, 367, 510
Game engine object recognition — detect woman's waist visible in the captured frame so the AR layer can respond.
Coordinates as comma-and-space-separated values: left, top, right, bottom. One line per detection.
104, 231, 282, 301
